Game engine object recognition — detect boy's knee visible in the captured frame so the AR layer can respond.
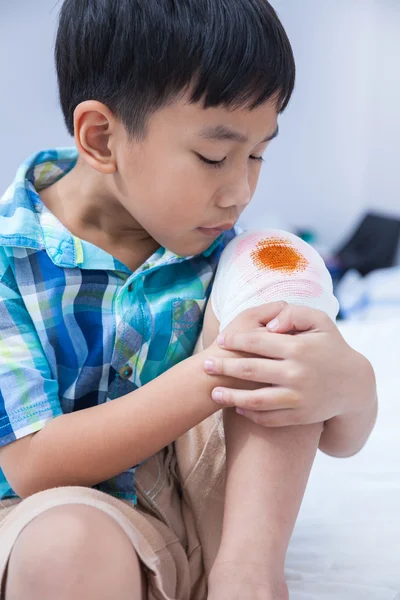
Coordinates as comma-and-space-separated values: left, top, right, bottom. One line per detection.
211, 229, 339, 332
7, 504, 138, 592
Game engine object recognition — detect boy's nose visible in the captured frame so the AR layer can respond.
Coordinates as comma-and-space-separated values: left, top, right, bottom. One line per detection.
216, 174, 252, 210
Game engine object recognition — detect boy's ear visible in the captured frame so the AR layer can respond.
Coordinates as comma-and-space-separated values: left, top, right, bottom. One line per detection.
73, 101, 117, 174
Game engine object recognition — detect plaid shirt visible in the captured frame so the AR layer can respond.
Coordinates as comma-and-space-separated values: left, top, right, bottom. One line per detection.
0, 149, 234, 502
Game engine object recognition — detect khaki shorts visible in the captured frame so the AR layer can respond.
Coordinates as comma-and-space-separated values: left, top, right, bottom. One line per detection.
0, 412, 226, 600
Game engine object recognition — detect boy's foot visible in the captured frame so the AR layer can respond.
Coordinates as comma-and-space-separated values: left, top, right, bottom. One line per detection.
208, 562, 289, 600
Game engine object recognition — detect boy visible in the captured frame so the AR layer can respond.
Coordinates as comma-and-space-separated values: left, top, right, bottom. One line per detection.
0, 1, 377, 599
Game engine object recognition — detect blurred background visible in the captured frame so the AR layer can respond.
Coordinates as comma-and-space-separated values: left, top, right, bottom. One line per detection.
1, 0, 400, 317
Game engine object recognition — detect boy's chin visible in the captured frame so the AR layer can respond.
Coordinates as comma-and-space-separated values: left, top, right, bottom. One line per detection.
160, 233, 221, 258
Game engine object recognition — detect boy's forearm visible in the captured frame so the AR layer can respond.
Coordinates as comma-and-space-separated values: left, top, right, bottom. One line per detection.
16, 351, 227, 498
214, 410, 322, 572
319, 391, 378, 458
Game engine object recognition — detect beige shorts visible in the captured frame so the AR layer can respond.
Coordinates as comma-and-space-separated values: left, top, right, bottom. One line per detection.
0, 412, 226, 600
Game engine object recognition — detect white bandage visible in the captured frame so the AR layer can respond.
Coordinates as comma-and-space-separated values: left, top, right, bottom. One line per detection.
211, 229, 340, 331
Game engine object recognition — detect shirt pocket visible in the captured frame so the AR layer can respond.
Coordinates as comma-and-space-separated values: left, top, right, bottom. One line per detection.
164, 298, 207, 367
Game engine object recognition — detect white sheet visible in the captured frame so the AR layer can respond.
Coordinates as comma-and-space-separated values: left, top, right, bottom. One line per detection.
286, 318, 400, 599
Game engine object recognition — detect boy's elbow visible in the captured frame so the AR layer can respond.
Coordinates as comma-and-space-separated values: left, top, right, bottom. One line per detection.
8, 464, 52, 500
0, 433, 42, 499
1, 464, 34, 500
318, 433, 369, 459
318, 442, 364, 459
7, 477, 35, 501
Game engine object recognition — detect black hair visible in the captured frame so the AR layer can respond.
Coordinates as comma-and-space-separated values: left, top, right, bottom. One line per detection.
56, 0, 295, 138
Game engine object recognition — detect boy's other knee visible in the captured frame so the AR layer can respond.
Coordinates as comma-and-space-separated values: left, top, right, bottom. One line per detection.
5, 504, 144, 599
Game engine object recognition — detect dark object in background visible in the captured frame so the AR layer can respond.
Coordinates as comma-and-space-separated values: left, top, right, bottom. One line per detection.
335, 212, 400, 278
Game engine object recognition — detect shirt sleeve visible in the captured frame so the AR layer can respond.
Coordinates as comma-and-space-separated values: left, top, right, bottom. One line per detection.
0, 249, 62, 447
211, 229, 340, 331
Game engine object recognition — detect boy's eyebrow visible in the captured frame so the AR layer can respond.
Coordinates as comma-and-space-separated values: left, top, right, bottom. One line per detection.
198, 124, 279, 144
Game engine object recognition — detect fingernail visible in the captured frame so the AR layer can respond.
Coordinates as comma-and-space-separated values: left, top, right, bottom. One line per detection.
212, 389, 224, 403
217, 334, 226, 347
236, 408, 245, 416
204, 360, 216, 374
267, 318, 279, 331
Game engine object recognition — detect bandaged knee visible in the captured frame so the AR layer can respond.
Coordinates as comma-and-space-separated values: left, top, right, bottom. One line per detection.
211, 229, 340, 331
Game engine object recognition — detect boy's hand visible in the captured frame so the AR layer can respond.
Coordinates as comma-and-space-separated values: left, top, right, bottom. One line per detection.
204, 303, 373, 427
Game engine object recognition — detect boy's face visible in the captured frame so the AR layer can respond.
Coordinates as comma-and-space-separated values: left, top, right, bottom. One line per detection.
111, 96, 279, 257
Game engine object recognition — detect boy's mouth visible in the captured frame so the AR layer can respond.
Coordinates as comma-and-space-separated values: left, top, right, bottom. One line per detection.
197, 223, 235, 237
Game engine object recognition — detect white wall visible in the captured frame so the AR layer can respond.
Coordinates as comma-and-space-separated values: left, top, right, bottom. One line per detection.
365, 1, 400, 219
0, 0, 398, 252
243, 0, 399, 251
0, 1, 72, 175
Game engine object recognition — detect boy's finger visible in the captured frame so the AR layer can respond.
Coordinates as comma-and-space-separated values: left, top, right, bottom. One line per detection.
205, 357, 286, 385
217, 330, 292, 359
240, 301, 288, 328
267, 304, 334, 334
211, 385, 297, 411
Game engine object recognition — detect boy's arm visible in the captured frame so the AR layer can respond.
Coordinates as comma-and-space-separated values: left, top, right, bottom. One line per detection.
0, 346, 232, 499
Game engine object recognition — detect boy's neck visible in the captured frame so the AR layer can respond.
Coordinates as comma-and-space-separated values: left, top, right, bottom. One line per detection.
39, 159, 160, 271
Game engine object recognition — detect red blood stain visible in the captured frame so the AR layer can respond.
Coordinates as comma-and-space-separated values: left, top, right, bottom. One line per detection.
251, 237, 309, 274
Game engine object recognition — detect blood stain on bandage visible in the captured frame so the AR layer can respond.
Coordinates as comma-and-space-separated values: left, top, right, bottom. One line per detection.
251, 237, 309, 274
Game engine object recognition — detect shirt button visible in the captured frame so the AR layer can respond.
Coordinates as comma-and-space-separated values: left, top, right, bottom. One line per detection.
119, 365, 133, 379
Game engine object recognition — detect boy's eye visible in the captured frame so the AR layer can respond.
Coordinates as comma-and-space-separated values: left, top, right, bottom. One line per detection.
197, 154, 226, 168
196, 154, 265, 169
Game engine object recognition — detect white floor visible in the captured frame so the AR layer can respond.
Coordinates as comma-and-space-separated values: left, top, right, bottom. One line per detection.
287, 318, 400, 599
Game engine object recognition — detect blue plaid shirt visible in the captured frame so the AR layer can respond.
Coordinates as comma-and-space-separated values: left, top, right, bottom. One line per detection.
0, 149, 234, 502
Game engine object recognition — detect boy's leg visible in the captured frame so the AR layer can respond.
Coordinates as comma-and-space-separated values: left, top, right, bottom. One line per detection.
208, 409, 322, 599
3, 504, 146, 600
199, 302, 323, 599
